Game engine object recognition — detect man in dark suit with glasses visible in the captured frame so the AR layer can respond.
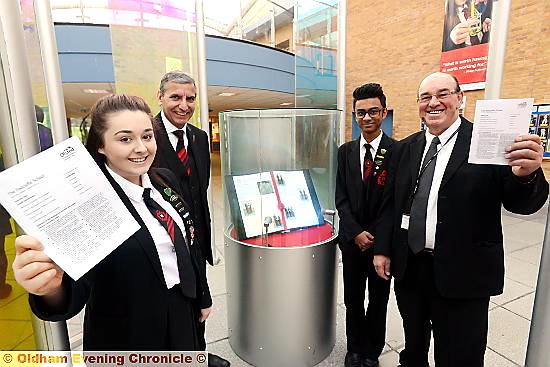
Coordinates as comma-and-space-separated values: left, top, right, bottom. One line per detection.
336, 83, 396, 367
374, 72, 548, 367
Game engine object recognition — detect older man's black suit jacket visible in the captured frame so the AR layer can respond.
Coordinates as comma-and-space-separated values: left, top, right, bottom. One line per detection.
153, 114, 213, 265
375, 118, 548, 298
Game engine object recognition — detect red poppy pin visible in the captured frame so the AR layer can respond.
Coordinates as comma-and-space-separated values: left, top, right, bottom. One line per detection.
377, 170, 388, 186
155, 210, 167, 222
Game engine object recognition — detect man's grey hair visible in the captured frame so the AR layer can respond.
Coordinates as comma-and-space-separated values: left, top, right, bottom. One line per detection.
159, 71, 196, 95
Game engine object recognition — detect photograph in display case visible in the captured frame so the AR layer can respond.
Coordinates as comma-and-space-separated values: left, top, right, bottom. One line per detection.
531, 115, 537, 127
225, 170, 324, 240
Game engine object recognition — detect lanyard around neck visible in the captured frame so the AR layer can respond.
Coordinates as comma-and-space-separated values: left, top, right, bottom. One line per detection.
410, 127, 460, 201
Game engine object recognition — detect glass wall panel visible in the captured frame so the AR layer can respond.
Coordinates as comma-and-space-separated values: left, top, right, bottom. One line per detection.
239, 0, 274, 46
108, 1, 200, 126
0, 32, 37, 352
20, 0, 58, 149
50, 0, 196, 31
49, 0, 200, 133
203, 0, 294, 52
110, 25, 199, 122
295, 0, 338, 108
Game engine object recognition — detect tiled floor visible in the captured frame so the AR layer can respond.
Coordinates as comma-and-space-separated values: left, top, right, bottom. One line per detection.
64, 152, 550, 366
203, 211, 548, 367
0, 227, 37, 350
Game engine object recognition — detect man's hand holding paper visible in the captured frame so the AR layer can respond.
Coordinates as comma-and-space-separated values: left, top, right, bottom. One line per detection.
468, 98, 537, 166
505, 134, 544, 178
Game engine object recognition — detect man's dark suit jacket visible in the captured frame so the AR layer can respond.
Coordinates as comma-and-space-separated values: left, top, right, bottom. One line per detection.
375, 118, 548, 299
153, 114, 213, 265
336, 133, 395, 252
30, 167, 212, 350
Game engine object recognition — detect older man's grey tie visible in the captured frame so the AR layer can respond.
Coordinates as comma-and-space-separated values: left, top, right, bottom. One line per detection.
408, 136, 440, 254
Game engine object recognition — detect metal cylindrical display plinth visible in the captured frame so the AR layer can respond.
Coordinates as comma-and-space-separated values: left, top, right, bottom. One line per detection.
225, 232, 337, 367
220, 108, 339, 366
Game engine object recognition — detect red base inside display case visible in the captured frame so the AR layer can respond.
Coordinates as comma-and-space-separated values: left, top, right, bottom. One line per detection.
230, 223, 334, 248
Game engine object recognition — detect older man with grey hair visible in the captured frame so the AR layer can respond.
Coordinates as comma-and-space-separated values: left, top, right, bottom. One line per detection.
154, 71, 229, 367
374, 72, 548, 367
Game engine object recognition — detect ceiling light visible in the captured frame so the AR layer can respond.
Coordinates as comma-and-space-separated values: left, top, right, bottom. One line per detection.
83, 89, 111, 94
218, 92, 235, 97
280, 102, 293, 106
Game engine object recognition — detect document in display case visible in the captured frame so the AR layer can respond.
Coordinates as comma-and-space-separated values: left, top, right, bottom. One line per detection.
226, 170, 324, 240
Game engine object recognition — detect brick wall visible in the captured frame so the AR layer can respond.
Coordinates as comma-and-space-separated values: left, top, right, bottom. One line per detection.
345, 0, 550, 142
542, 161, 550, 179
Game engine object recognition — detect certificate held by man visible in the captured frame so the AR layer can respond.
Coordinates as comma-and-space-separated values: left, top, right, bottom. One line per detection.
468, 98, 534, 165
0, 137, 140, 280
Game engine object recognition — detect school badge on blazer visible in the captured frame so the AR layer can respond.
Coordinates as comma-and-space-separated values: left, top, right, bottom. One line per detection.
160, 186, 196, 244
372, 147, 388, 186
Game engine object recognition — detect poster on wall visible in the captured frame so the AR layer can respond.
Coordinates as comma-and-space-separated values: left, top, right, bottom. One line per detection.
440, 0, 493, 91
531, 104, 550, 157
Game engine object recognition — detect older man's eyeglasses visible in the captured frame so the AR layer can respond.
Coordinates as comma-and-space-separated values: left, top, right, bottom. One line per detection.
417, 90, 458, 104
355, 108, 383, 118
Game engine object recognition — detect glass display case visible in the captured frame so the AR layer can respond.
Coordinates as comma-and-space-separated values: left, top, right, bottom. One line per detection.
220, 109, 339, 367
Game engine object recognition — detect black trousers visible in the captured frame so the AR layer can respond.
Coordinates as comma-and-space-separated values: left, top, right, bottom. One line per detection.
395, 251, 490, 367
197, 257, 208, 351
342, 247, 391, 359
